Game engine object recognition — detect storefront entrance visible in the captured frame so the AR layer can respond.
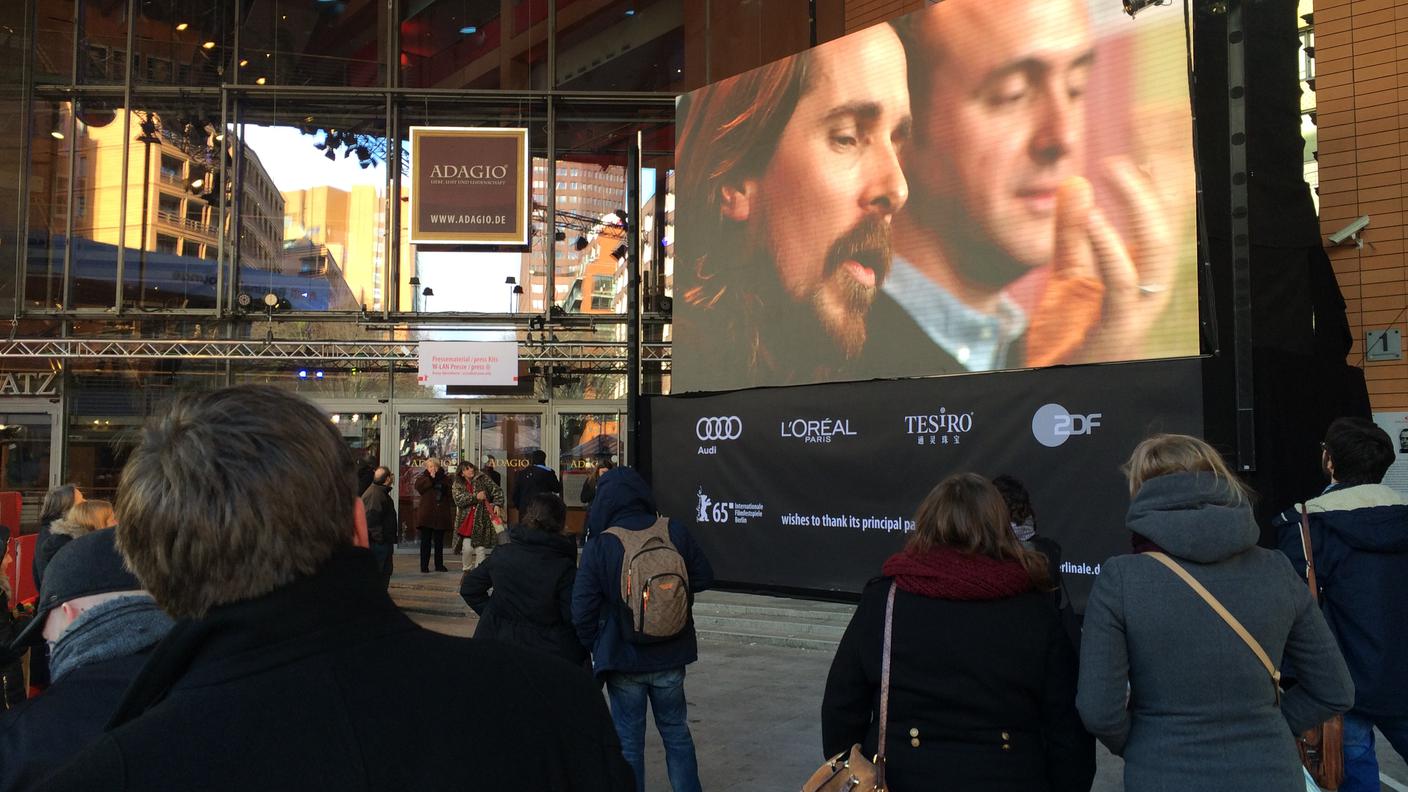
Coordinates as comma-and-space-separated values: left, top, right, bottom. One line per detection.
315, 400, 624, 542
0, 400, 62, 533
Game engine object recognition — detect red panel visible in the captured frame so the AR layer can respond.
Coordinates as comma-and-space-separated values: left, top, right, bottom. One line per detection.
0, 492, 18, 530
6, 534, 36, 605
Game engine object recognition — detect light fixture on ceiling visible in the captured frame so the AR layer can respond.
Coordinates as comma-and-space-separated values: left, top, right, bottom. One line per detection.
175, 22, 189, 31
202, 40, 216, 50
459, 25, 478, 35
255, 77, 267, 85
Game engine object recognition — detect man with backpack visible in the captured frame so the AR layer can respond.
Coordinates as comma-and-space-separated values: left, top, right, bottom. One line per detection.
572, 466, 714, 792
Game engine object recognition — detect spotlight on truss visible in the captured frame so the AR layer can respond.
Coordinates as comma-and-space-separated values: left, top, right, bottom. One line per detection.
1122, 0, 1169, 17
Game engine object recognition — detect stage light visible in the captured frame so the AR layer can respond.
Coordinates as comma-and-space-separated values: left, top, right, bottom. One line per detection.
1122, 0, 1169, 17
202, 40, 216, 50
409, 276, 421, 286
421, 287, 434, 297
505, 276, 517, 285
612, 244, 627, 260
459, 25, 478, 35
50, 128, 64, 140
574, 235, 588, 251
239, 58, 249, 67
175, 22, 188, 31
255, 77, 267, 85
554, 229, 566, 242
315, 370, 324, 379
298, 369, 308, 379
188, 174, 205, 190
331, 414, 341, 423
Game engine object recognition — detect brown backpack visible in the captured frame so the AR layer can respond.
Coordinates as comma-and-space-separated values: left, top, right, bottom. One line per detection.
605, 518, 691, 644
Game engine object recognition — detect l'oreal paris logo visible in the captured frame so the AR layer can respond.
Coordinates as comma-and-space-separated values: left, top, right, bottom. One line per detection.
779, 418, 857, 443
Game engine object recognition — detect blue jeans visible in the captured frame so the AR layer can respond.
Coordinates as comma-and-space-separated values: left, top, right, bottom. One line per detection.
1340, 711, 1408, 792
604, 668, 702, 792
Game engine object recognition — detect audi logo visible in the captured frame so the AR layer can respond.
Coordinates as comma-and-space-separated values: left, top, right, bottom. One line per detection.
696, 416, 743, 441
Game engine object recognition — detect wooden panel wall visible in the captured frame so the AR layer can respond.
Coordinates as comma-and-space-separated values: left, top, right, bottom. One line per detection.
845, 0, 925, 33
1315, 0, 1408, 408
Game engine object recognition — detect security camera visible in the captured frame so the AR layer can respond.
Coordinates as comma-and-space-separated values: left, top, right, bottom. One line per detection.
1328, 215, 1369, 246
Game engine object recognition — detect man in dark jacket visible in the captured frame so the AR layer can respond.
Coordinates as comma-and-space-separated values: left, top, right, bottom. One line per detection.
0, 529, 173, 791
361, 466, 398, 587
1275, 416, 1408, 792
413, 458, 454, 573
572, 466, 714, 792
35, 385, 633, 792
513, 449, 562, 519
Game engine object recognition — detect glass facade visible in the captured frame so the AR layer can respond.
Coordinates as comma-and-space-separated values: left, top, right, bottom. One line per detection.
1, 0, 835, 524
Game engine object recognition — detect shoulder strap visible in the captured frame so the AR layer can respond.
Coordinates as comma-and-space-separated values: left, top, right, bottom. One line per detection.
1146, 552, 1282, 702
875, 582, 896, 784
1299, 505, 1321, 603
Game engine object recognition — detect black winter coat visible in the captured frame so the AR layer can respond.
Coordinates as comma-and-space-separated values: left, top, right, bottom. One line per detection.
460, 526, 587, 666
0, 650, 153, 792
360, 482, 398, 544
822, 578, 1095, 792
413, 469, 454, 532
36, 549, 633, 792
512, 465, 562, 514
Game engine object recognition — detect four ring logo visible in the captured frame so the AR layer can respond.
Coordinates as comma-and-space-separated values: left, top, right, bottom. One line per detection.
1031, 403, 1102, 448
696, 416, 743, 441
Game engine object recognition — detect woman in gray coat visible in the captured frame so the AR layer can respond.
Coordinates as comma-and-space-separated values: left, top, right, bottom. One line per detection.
1077, 434, 1354, 792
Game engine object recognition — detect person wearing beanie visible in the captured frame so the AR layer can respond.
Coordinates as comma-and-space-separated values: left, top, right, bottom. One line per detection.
0, 529, 173, 791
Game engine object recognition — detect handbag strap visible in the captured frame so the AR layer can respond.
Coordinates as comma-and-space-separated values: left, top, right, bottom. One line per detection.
875, 581, 897, 787
1299, 505, 1321, 603
1146, 552, 1282, 702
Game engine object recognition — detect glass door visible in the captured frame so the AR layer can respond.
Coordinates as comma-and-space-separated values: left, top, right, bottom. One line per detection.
557, 410, 623, 536
397, 412, 462, 544
0, 402, 62, 534
468, 411, 544, 524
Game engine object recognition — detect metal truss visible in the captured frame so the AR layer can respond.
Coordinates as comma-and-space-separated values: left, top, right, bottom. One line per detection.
0, 338, 671, 365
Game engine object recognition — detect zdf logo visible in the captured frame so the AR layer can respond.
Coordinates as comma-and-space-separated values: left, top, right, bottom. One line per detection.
1031, 403, 1102, 448
696, 416, 743, 441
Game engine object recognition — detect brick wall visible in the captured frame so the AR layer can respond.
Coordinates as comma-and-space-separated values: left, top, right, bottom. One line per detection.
1315, 0, 1408, 408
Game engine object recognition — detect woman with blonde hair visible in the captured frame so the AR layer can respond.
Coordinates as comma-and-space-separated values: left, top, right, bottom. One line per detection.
822, 473, 1095, 791
1077, 434, 1354, 791
34, 499, 117, 585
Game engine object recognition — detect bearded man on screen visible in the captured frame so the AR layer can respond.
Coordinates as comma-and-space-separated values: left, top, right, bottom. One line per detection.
882, 0, 1182, 372
674, 23, 915, 391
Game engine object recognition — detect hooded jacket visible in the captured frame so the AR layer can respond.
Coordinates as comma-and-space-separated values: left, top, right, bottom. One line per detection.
460, 525, 586, 666
571, 467, 714, 676
1078, 472, 1353, 792
1273, 482, 1408, 718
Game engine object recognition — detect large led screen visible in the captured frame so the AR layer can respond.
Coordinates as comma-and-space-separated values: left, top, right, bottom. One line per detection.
672, 0, 1198, 393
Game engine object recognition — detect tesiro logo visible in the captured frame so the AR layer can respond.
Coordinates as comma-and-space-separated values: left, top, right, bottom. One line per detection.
779, 417, 857, 444
903, 407, 974, 447
1031, 403, 1102, 448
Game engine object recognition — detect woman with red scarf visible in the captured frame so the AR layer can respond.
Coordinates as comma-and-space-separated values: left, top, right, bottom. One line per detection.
821, 473, 1095, 791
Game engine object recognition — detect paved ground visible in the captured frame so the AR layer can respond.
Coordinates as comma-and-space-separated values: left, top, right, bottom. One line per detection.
390, 550, 1408, 791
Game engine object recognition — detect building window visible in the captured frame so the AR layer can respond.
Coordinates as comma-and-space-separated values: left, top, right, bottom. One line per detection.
155, 234, 179, 254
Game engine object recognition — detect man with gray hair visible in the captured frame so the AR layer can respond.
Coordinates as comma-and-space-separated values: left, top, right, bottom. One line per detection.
38, 385, 632, 791
361, 465, 398, 587
0, 529, 173, 791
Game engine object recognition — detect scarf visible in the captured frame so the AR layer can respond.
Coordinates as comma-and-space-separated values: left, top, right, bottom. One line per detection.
881, 546, 1034, 601
49, 595, 173, 683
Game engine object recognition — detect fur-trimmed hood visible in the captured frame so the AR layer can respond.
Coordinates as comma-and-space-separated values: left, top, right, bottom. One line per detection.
1277, 483, 1408, 554
48, 518, 95, 540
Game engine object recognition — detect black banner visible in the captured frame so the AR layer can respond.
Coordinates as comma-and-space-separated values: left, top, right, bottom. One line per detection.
649, 358, 1203, 610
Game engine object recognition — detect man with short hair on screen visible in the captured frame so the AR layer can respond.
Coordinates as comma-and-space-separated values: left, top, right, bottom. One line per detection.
884, 0, 1180, 372
674, 22, 915, 390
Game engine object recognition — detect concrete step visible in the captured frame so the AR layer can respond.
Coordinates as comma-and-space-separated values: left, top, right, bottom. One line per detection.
692, 591, 856, 651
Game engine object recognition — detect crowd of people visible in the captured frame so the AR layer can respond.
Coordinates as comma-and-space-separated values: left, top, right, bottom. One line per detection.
0, 387, 1402, 791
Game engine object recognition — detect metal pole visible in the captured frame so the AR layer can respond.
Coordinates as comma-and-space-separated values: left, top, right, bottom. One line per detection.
112, 0, 139, 315
1227, 0, 1254, 472
625, 132, 641, 467
15, 0, 38, 317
